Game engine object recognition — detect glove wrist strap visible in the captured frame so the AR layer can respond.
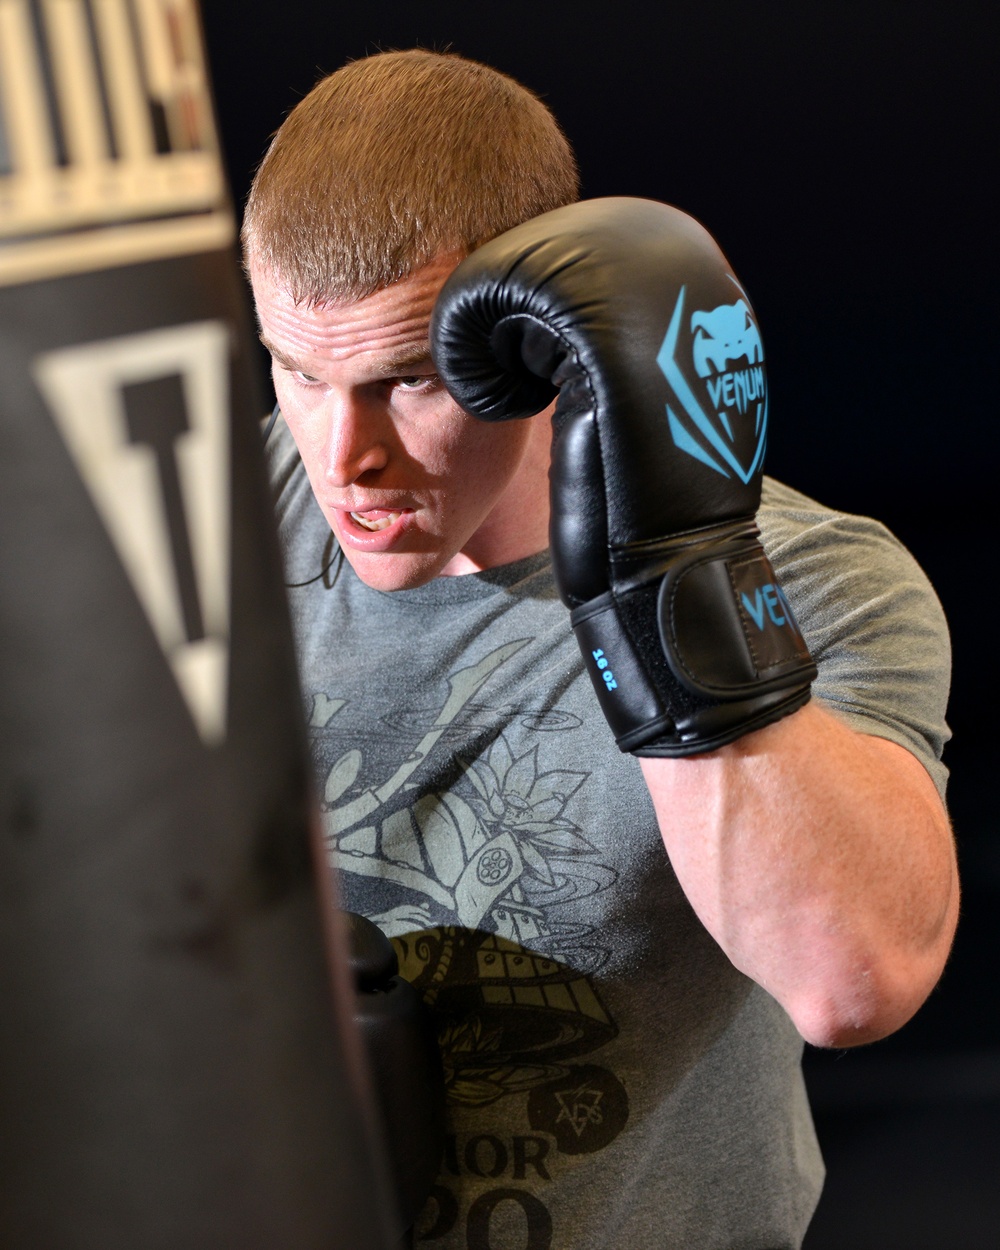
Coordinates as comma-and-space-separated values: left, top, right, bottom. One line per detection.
570, 534, 817, 756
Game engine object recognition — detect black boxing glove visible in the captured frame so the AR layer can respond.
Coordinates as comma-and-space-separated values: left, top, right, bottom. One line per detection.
430, 198, 816, 756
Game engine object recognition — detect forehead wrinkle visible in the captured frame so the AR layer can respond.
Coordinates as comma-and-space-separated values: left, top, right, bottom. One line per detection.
252, 255, 459, 371
258, 333, 433, 378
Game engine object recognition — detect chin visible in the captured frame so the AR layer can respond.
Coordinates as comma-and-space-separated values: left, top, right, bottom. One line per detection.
340, 547, 451, 592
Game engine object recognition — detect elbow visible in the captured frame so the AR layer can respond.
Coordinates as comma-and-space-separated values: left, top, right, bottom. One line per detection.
788, 984, 917, 1050
784, 949, 952, 1049
787, 865, 960, 1049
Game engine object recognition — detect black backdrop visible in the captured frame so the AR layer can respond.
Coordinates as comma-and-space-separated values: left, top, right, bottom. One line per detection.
202, 3, 996, 1244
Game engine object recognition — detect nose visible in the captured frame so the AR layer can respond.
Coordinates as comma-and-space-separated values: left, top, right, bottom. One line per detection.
321, 392, 389, 487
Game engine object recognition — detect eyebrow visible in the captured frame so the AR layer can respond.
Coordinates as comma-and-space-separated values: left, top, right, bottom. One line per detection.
258, 336, 302, 373
376, 343, 436, 375
258, 336, 435, 377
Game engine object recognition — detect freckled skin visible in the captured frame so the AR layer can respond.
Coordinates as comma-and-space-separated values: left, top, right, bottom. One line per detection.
251, 256, 553, 591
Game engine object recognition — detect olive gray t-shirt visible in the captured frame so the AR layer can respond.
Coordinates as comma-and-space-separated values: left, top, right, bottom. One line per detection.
267, 416, 950, 1250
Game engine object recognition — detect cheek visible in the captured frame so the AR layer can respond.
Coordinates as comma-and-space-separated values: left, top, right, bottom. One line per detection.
271, 370, 299, 433
473, 415, 532, 468
273, 369, 319, 436
273, 386, 326, 480
270, 361, 290, 401
443, 417, 532, 499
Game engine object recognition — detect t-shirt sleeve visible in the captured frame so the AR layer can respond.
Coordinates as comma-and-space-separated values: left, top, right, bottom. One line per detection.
759, 480, 952, 800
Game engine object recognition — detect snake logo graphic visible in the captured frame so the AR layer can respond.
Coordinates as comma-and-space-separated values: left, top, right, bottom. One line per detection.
691, 299, 763, 377
657, 283, 768, 485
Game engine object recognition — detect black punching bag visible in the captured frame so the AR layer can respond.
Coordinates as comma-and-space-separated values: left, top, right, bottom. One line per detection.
0, 3, 395, 1247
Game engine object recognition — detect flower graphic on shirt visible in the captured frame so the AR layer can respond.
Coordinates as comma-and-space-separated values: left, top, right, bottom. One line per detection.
325, 730, 598, 941
458, 736, 592, 891
316, 639, 610, 943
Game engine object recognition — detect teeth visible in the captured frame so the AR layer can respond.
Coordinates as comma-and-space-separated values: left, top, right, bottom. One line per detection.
350, 510, 401, 532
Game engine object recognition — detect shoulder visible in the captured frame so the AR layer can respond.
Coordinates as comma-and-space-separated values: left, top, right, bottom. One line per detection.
758, 477, 944, 611
760, 476, 911, 557
758, 477, 952, 797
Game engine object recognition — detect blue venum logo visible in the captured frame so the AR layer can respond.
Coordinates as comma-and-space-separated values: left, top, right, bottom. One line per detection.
741, 582, 792, 631
656, 284, 768, 483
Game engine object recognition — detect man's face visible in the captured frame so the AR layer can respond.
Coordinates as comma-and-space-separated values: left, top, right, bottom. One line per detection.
251, 256, 549, 590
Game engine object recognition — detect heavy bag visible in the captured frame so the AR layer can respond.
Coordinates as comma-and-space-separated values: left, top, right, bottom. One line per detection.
0, 3, 395, 1246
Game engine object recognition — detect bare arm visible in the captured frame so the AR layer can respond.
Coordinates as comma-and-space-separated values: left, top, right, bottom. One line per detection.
640, 699, 959, 1049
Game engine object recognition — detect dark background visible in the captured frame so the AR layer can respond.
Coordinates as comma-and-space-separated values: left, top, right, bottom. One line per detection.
202, 3, 995, 1244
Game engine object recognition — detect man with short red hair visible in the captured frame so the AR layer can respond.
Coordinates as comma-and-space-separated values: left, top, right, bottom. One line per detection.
245, 48, 956, 1250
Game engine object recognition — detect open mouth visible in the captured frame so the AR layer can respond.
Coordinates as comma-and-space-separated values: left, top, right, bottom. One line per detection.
349, 509, 402, 532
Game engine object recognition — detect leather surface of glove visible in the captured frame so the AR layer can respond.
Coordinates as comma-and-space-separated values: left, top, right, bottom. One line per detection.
431, 197, 817, 755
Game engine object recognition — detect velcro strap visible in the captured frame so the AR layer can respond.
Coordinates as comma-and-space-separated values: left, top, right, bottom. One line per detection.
657, 539, 815, 699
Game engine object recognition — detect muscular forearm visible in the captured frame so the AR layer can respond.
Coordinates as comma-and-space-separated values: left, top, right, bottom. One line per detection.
640, 700, 959, 1048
